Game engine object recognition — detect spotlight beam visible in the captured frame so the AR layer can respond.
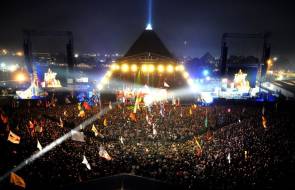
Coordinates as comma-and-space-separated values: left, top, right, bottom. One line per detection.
0, 104, 119, 182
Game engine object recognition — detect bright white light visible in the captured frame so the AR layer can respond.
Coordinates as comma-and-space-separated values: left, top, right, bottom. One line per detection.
202, 93, 213, 104
8, 65, 18, 72
206, 76, 211, 81
0, 62, 5, 68
273, 57, 278, 61
74, 53, 79, 58
146, 23, 153, 30
222, 78, 228, 83
97, 84, 103, 90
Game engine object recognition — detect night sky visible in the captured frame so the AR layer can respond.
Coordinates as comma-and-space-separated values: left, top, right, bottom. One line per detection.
0, 0, 294, 61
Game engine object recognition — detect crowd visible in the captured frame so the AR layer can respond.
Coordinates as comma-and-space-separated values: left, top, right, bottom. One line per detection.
0, 94, 295, 189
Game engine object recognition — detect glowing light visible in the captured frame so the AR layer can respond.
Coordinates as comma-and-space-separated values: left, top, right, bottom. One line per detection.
183, 72, 189, 79
202, 93, 214, 104
105, 71, 112, 77
111, 63, 120, 71
121, 64, 129, 72
222, 78, 228, 83
16, 51, 23, 56
148, 64, 155, 72
273, 57, 278, 61
146, 23, 153, 30
203, 69, 209, 76
167, 65, 174, 73
157, 65, 164, 73
8, 65, 18, 72
97, 84, 103, 90
74, 53, 79, 58
131, 64, 138, 72
206, 76, 211, 81
187, 79, 193, 85
2, 49, 7, 55
141, 64, 148, 73
15, 72, 27, 82
176, 65, 185, 72
101, 77, 108, 85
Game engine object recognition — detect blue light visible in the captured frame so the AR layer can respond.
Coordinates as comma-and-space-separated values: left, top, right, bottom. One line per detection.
146, 0, 153, 30
203, 69, 209, 76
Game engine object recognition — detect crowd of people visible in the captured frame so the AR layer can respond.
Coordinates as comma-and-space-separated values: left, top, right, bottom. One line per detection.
0, 94, 295, 189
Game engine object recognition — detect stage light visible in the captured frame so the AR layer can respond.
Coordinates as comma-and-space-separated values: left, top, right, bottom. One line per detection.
146, 23, 153, 30
183, 72, 189, 79
131, 64, 138, 72
203, 69, 209, 76
111, 63, 119, 71
206, 76, 211, 81
176, 65, 185, 72
16, 51, 23, 56
157, 65, 164, 73
141, 64, 148, 73
121, 64, 129, 72
167, 65, 174, 73
74, 53, 79, 58
15, 72, 27, 82
148, 64, 155, 72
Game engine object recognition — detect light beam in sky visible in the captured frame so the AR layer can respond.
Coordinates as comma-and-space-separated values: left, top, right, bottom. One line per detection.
146, 0, 153, 30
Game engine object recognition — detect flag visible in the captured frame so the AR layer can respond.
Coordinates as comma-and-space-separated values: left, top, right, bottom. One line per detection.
83, 101, 91, 111
71, 130, 85, 142
78, 103, 82, 111
189, 108, 193, 116
37, 139, 43, 151
58, 117, 64, 128
29, 120, 34, 129
119, 136, 124, 144
227, 153, 231, 164
103, 118, 108, 127
0, 113, 8, 124
152, 124, 157, 136
129, 112, 137, 122
146, 114, 151, 125
65, 97, 71, 104
99, 146, 112, 160
8, 131, 20, 144
194, 137, 202, 156
164, 82, 170, 87
82, 155, 91, 170
10, 172, 26, 189
109, 101, 112, 110
63, 110, 68, 117
91, 124, 99, 137
262, 115, 267, 128
78, 110, 85, 118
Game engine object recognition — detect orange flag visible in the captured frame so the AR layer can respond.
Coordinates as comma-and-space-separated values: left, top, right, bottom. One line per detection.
10, 172, 26, 188
8, 131, 20, 144
129, 112, 137, 122
262, 115, 267, 128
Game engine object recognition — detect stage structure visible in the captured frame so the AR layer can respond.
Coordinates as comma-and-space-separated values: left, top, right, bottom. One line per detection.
97, 29, 193, 102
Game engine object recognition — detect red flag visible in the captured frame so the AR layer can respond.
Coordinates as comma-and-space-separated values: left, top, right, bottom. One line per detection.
0, 113, 8, 124
83, 102, 91, 111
